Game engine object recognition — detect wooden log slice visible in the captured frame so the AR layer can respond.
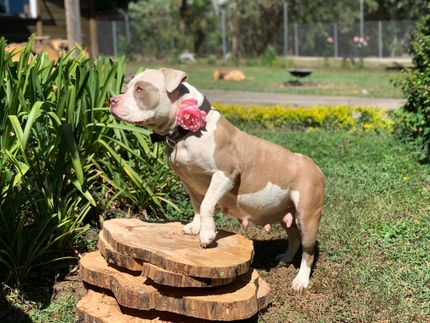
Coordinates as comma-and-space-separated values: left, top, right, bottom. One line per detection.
98, 231, 143, 272
80, 251, 271, 321
98, 232, 236, 288
102, 219, 254, 279
76, 290, 267, 323
76, 290, 209, 323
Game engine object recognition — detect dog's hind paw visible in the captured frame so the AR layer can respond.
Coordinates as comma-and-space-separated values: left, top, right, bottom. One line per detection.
182, 221, 200, 235
291, 275, 309, 291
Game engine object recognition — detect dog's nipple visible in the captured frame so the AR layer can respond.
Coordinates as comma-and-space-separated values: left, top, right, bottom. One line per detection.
240, 216, 250, 228
283, 212, 293, 228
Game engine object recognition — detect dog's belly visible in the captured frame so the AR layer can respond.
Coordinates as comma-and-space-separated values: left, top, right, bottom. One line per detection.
220, 182, 295, 225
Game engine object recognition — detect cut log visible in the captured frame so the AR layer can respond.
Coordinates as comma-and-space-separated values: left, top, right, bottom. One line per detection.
98, 232, 236, 288
76, 290, 209, 323
102, 219, 253, 279
80, 251, 270, 321
98, 231, 143, 272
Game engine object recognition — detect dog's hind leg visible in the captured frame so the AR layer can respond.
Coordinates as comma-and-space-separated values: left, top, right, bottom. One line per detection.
291, 206, 322, 291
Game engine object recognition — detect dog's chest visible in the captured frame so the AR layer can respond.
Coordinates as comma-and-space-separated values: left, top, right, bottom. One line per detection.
169, 136, 216, 172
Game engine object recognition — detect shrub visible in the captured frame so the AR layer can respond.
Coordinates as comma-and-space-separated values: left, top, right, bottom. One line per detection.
214, 104, 393, 132
0, 38, 178, 285
261, 45, 280, 67
395, 4, 430, 162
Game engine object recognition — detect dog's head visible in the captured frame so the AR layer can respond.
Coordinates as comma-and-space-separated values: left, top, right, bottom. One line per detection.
110, 68, 188, 135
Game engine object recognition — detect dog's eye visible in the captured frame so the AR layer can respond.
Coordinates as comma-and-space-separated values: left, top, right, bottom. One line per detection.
136, 86, 143, 92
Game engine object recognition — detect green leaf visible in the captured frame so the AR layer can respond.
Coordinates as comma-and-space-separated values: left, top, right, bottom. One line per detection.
62, 123, 84, 185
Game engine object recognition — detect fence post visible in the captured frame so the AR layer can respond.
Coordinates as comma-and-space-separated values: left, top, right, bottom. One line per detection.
221, 9, 227, 59
294, 23, 299, 56
112, 20, 118, 57
378, 20, 383, 58
360, 0, 364, 39
333, 23, 338, 58
283, 2, 288, 56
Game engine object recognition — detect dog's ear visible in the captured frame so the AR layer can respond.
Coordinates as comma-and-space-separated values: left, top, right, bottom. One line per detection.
161, 68, 187, 93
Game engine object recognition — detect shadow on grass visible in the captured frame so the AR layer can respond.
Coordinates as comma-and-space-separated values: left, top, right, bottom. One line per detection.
252, 239, 321, 274
0, 286, 32, 323
0, 263, 75, 323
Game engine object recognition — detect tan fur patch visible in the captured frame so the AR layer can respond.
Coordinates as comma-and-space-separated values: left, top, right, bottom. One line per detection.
133, 81, 160, 110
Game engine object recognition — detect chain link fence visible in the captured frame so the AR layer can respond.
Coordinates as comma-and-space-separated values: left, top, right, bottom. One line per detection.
96, 18, 416, 59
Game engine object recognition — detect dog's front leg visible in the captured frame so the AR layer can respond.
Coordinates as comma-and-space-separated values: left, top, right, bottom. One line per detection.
182, 183, 204, 235
199, 171, 234, 248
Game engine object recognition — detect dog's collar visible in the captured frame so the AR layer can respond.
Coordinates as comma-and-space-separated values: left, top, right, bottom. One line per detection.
150, 97, 212, 146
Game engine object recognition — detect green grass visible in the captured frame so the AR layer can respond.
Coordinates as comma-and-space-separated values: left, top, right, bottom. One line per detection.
127, 62, 404, 98
30, 294, 77, 323
8, 128, 430, 322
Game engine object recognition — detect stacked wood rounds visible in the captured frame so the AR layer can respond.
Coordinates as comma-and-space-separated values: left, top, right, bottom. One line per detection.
77, 218, 271, 322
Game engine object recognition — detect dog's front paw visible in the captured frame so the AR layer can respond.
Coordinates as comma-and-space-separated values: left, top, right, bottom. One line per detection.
199, 230, 217, 248
182, 221, 200, 235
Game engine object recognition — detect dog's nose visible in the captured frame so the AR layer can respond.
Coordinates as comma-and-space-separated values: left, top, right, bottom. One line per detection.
110, 96, 119, 106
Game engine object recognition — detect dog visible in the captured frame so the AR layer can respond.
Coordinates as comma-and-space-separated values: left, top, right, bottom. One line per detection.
213, 69, 246, 81
109, 68, 325, 290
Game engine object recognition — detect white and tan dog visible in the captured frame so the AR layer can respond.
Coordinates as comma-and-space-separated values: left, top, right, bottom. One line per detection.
110, 68, 325, 290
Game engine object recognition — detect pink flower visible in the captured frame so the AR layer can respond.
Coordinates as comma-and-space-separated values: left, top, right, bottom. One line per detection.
176, 99, 207, 132
353, 36, 360, 44
327, 36, 333, 44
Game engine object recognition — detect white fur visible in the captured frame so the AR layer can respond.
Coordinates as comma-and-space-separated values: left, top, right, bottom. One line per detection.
292, 257, 312, 290
182, 82, 205, 107
238, 182, 290, 211
290, 190, 300, 209
171, 110, 220, 173
199, 171, 234, 247
182, 213, 201, 235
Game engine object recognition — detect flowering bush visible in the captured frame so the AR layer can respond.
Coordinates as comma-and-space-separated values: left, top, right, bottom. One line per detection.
353, 36, 368, 48
324, 36, 334, 65
213, 104, 393, 132
352, 35, 369, 68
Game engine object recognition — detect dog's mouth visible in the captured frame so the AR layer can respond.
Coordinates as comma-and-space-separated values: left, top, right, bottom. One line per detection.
110, 107, 148, 126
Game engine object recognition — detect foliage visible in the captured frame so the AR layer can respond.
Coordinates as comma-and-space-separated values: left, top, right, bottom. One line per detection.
128, 0, 219, 57
129, 0, 176, 58
222, 0, 379, 56
0, 38, 177, 285
395, 4, 430, 162
214, 104, 393, 132
261, 45, 280, 67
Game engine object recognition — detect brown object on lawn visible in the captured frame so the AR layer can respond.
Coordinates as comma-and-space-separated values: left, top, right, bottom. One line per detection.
213, 69, 246, 81
5, 43, 27, 62
102, 218, 253, 279
98, 232, 236, 288
79, 251, 270, 321
6, 39, 88, 63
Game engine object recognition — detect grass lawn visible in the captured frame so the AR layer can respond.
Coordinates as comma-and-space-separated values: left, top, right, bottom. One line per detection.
127, 62, 405, 99
4, 128, 429, 322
